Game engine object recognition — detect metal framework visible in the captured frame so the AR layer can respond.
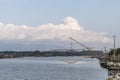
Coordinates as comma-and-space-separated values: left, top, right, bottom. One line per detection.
69, 37, 92, 50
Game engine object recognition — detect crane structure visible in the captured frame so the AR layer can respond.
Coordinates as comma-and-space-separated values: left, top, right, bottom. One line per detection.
69, 37, 93, 51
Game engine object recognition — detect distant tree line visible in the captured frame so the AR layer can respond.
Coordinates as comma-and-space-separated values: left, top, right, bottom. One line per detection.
0, 50, 103, 58
109, 48, 120, 56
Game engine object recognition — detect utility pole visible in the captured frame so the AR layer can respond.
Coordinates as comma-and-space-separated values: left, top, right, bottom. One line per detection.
71, 42, 73, 51
104, 46, 107, 54
113, 35, 116, 57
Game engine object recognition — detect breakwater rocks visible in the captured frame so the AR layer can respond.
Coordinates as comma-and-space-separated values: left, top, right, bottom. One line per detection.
100, 55, 120, 70
99, 55, 120, 80
107, 73, 120, 80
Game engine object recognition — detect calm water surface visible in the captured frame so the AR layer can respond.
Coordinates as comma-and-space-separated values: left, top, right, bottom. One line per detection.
0, 57, 108, 80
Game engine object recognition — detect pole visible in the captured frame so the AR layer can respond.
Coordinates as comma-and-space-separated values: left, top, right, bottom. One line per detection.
104, 46, 107, 54
113, 36, 116, 57
71, 42, 73, 51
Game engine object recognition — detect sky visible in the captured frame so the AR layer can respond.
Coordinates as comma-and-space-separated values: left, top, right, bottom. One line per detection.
0, 0, 120, 51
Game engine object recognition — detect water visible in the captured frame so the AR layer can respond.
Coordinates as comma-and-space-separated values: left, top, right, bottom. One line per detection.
0, 57, 108, 80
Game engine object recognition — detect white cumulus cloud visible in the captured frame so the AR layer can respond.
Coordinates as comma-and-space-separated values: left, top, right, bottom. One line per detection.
0, 16, 111, 43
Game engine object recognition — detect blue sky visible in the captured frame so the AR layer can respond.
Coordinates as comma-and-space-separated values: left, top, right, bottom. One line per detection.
0, 0, 120, 32
0, 0, 120, 50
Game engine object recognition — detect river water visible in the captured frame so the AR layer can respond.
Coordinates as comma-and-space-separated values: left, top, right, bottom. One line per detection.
0, 57, 108, 80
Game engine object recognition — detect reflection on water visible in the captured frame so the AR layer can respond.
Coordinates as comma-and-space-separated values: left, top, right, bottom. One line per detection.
60, 56, 81, 64
0, 57, 108, 80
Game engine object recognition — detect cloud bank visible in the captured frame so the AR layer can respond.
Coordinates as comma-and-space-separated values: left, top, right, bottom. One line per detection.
0, 17, 111, 43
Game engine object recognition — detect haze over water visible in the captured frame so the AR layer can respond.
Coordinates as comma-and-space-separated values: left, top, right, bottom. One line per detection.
0, 57, 108, 80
